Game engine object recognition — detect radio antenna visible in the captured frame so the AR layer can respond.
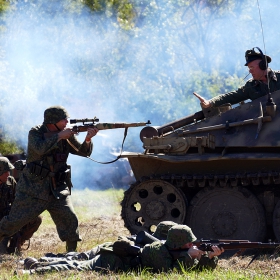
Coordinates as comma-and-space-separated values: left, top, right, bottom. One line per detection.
257, 0, 276, 117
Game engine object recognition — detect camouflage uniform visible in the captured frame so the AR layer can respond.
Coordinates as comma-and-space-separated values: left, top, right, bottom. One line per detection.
140, 225, 218, 272
0, 157, 42, 254
23, 241, 140, 274
209, 50, 280, 107
0, 106, 93, 251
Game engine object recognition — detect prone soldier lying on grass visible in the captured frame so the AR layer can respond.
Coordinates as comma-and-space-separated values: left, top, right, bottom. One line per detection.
18, 222, 224, 274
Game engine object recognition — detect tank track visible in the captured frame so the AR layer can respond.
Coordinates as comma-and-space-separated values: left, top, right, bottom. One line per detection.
136, 170, 280, 188
121, 170, 280, 237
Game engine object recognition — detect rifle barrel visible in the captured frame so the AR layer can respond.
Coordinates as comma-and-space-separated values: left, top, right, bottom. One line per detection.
199, 242, 280, 251
72, 122, 150, 132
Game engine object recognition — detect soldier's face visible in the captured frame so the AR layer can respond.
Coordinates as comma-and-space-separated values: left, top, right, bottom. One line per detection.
56, 119, 68, 130
181, 242, 193, 249
248, 60, 266, 80
0, 171, 10, 183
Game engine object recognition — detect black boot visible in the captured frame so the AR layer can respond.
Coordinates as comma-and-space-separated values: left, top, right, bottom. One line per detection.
66, 240, 77, 252
24, 257, 39, 269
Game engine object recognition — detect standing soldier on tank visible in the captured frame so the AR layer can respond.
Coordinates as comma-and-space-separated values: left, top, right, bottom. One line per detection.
0, 157, 42, 254
0, 105, 98, 252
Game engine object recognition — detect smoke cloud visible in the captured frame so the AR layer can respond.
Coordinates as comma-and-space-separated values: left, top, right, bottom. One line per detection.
0, 0, 279, 190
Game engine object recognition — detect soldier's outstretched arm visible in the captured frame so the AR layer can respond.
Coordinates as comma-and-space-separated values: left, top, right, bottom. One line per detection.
193, 92, 212, 108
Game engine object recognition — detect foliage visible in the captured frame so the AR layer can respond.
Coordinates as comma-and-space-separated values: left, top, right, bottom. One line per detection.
0, 0, 9, 13
0, 139, 24, 155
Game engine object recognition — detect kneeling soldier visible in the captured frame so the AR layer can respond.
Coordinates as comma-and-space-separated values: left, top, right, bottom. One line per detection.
0, 157, 42, 254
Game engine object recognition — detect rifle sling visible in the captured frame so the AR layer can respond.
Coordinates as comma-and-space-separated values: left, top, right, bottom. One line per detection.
66, 127, 128, 164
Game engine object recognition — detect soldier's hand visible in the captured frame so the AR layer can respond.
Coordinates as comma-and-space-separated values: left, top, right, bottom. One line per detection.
193, 92, 211, 108
85, 127, 98, 142
187, 246, 205, 260
58, 128, 75, 141
208, 245, 224, 259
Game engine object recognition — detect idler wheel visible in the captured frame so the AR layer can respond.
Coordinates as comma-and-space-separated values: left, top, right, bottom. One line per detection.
273, 200, 280, 241
186, 187, 266, 241
121, 179, 187, 234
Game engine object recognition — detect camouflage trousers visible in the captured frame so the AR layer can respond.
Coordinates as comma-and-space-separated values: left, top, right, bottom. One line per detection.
1, 215, 43, 254
0, 191, 81, 243
34, 255, 102, 273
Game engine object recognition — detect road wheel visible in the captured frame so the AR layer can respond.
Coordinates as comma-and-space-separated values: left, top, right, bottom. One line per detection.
273, 200, 280, 241
186, 187, 266, 241
121, 179, 187, 234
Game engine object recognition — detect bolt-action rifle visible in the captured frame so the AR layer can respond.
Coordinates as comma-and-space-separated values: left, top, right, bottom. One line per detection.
135, 230, 280, 266
44, 118, 151, 164
44, 117, 151, 138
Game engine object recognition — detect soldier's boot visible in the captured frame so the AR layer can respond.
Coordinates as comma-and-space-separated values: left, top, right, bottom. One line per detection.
24, 257, 39, 269
66, 240, 77, 252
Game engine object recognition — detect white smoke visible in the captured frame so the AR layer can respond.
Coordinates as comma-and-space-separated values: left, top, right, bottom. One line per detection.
0, 0, 279, 189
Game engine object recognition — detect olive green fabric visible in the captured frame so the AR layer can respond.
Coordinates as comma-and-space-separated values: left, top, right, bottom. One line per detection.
210, 70, 280, 107
140, 241, 218, 273
30, 242, 138, 274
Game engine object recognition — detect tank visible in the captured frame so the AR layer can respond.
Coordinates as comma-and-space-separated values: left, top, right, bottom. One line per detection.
120, 90, 280, 242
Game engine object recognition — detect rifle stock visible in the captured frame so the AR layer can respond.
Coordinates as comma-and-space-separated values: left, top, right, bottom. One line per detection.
44, 121, 151, 138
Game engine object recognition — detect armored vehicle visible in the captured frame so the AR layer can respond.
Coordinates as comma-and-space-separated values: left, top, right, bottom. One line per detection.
121, 91, 280, 242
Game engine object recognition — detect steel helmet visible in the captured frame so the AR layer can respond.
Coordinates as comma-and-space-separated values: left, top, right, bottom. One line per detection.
153, 221, 178, 240
43, 106, 69, 124
0, 157, 14, 176
165, 225, 197, 249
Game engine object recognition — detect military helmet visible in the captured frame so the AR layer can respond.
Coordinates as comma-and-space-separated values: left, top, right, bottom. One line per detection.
0, 157, 14, 176
43, 106, 70, 124
153, 221, 178, 239
165, 225, 197, 249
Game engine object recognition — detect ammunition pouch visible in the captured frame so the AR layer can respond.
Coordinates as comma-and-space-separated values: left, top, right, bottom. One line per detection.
27, 162, 71, 183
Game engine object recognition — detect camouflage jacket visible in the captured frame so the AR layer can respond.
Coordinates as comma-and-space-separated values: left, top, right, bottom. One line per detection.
140, 241, 218, 272
0, 176, 16, 219
17, 124, 93, 201
210, 69, 280, 107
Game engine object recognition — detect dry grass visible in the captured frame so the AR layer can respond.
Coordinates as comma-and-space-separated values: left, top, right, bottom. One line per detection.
0, 189, 280, 279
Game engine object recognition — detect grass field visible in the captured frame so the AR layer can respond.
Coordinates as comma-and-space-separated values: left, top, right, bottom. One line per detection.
0, 188, 280, 279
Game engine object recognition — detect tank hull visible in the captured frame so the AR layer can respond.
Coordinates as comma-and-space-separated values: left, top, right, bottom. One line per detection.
121, 91, 280, 242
